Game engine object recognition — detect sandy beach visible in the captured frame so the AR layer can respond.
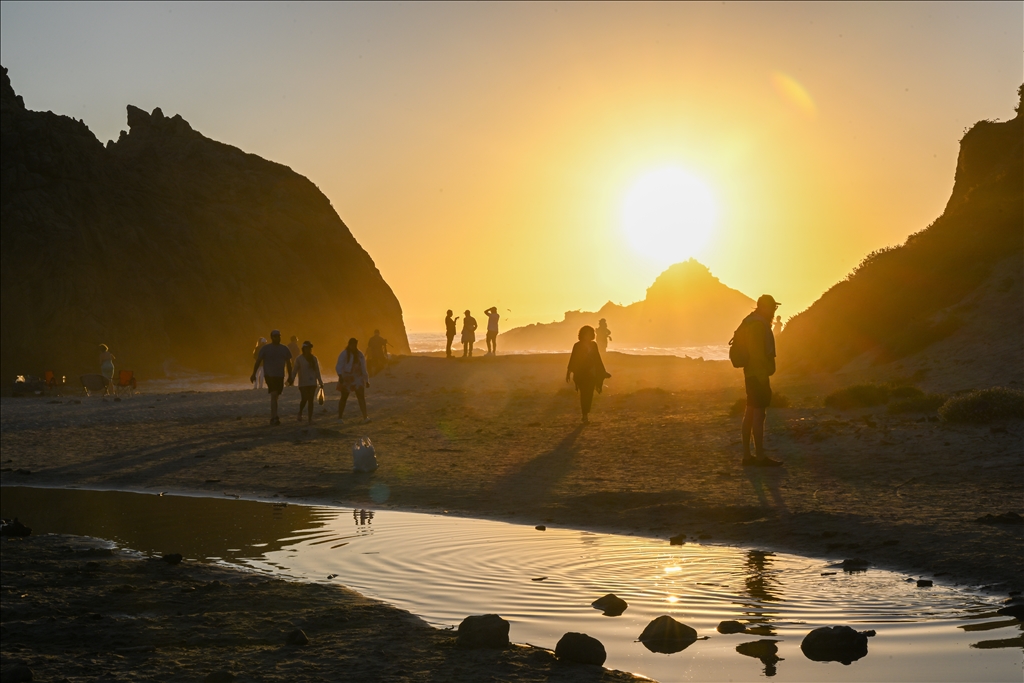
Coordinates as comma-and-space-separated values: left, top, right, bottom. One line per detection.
2, 353, 1022, 680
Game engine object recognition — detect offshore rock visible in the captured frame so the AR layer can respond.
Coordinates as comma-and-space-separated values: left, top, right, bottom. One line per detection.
637, 615, 698, 654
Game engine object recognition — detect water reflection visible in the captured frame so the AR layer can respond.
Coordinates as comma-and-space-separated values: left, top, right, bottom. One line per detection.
736, 639, 784, 677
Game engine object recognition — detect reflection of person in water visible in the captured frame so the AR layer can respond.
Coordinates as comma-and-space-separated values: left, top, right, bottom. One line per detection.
352, 509, 375, 526
596, 318, 612, 352
566, 325, 611, 424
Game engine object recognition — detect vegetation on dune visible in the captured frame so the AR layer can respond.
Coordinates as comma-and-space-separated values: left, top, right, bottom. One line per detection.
887, 393, 947, 414
938, 387, 1024, 423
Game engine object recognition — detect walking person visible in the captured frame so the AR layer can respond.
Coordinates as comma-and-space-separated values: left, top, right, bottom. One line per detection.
461, 310, 478, 358
336, 338, 370, 424
98, 344, 116, 396
484, 307, 501, 356
289, 341, 324, 423
444, 310, 458, 358
252, 337, 268, 389
251, 329, 293, 425
596, 318, 612, 353
565, 325, 611, 424
730, 295, 783, 467
366, 329, 389, 376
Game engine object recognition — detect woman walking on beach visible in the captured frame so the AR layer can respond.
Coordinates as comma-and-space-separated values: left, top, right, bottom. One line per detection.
98, 344, 116, 395
336, 338, 370, 424
290, 341, 324, 423
461, 310, 478, 358
566, 326, 610, 424
252, 337, 267, 389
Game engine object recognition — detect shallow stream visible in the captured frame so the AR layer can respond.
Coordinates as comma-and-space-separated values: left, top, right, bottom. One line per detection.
2, 486, 1020, 682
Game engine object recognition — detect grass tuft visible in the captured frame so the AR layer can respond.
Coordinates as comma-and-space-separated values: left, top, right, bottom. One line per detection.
938, 387, 1024, 423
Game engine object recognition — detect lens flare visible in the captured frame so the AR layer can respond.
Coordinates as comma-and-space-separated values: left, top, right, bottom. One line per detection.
771, 72, 817, 120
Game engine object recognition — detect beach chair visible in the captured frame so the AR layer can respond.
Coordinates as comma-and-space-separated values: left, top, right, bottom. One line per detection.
115, 370, 137, 396
80, 373, 108, 397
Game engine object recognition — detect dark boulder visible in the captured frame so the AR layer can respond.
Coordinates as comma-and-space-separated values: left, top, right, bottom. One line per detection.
917, 579, 933, 587
162, 553, 183, 565
555, 632, 606, 666
669, 534, 686, 545
286, 628, 309, 646
997, 604, 1024, 620
839, 558, 870, 571
457, 614, 510, 649
638, 615, 698, 654
717, 620, 747, 634
591, 593, 628, 617
0, 518, 31, 536
800, 625, 875, 665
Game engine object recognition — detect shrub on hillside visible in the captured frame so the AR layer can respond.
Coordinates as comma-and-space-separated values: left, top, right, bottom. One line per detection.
889, 385, 925, 400
824, 384, 890, 410
887, 394, 947, 414
938, 387, 1024, 423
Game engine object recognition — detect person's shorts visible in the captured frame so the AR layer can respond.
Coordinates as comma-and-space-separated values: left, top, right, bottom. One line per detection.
486, 330, 498, 341
266, 376, 285, 394
299, 385, 317, 402
745, 374, 772, 409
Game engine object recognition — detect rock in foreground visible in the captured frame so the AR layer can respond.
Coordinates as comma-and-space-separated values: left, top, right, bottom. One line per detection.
555, 632, 606, 666
800, 625, 875, 665
456, 614, 509, 649
637, 615, 698, 654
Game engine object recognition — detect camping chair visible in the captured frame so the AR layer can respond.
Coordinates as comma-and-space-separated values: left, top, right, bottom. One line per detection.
80, 374, 108, 397
115, 370, 137, 396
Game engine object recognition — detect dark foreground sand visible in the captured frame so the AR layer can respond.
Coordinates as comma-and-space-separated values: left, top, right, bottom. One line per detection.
2, 353, 1022, 680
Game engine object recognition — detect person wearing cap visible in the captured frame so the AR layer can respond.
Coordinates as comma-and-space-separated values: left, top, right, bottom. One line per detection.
251, 329, 293, 425
736, 295, 783, 467
460, 310, 478, 358
289, 341, 324, 423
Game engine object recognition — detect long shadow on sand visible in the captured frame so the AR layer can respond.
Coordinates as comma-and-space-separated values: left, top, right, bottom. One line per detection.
484, 425, 585, 505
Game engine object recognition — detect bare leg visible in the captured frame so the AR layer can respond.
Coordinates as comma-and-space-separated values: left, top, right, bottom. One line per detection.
271, 392, 280, 420
579, 383, 595, 423
307, 395, 314, 422
298, 394, 307, 421
742, 406, 766, 457
339, 389, 350, 418
356, 387, 368, 419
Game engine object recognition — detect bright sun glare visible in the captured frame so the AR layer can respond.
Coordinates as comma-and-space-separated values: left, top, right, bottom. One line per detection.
621, 167, 718, 265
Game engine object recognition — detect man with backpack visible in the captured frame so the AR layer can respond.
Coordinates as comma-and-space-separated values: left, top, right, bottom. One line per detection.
729, 295, 783, 467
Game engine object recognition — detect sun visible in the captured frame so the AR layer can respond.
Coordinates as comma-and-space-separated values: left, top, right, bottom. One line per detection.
621, 167, 718, 265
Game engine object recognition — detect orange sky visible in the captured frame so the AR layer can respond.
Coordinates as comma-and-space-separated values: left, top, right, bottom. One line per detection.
2, 2, 1021, 331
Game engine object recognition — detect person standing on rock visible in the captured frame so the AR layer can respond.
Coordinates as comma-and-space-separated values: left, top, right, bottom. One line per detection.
336, 338, 370, 424
252, 337, 268, 389
289, 341, 324, 423
366, 329, 389, 376
731, 295, 783, 467
251, 329, 293, 425
98, 344, 116, 396
484, 307, 501, 356
445, 310, 458, 358
461, 310, 478, 358
566, 325, 611, 424
596, 319, 612, 353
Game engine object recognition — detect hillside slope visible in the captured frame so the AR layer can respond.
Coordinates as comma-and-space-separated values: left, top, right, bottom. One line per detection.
778, 85, 1023, 388
499, 259, 754, 352
0, 66, 409, 383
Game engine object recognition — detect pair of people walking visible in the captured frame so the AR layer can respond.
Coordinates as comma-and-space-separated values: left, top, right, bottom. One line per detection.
445, 307, 501, 358
250, 331, 370, 425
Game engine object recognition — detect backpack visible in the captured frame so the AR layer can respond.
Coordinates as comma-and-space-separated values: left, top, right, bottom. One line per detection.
729, 321, 750, 368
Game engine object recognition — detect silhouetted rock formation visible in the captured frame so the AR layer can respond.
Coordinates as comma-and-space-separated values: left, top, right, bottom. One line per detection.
0, 66, 409, 382
499, 260, 754, 352
779, 85, 1023, 389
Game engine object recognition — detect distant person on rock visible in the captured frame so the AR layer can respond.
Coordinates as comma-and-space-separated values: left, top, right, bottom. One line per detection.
773, 315, 784, 336
251, 329, 293, 425
287, 335, 301, 362
366, 329, 389, 376
461, 310, 478, 358
445, 310, 459, 358
566, 325, 611, 424
289, 341, 324, 423
252, 337, 268, 389
98, 344, 116, 395
730, 295, 782, 467
596, 319, 612, 353
336, 337, 370, 424
485, 307, 501, 356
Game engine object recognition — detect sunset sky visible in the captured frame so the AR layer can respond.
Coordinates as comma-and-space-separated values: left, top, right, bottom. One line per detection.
2, 2, 1020, 332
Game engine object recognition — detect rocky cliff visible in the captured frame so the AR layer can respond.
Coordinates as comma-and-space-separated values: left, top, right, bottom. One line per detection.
778, 85, 1023, 389
1, 66, 409, 383
499, 259, 755, 352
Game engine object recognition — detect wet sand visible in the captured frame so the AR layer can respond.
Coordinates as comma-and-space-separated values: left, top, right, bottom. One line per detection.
2, 353, 1022, 680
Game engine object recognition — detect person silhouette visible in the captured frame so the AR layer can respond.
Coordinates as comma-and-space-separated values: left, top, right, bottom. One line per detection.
251, 329, 293, 425
366, 329, 389, 376
252, 337, 267, 389
288, 340, 324, 423
485, 307, 501, 356
287, 335, 301, 362
772, 315, 784, 336
565, 325, 611, 424
732, 295, 782, 466
445, 310, 458, 358
596, 318, 612, 353
461, 310, 478, 358
336, 337, 370, 424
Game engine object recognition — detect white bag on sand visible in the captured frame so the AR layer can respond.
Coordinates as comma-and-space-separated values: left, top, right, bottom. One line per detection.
352, 437, 378, 472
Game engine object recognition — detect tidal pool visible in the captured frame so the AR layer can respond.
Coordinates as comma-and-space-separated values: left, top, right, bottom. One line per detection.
2, 486, 1020, 682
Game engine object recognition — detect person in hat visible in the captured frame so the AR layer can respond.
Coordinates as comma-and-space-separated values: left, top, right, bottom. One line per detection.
734, 295, 783, 467
289, 340, 324, 423
251, 329, 293, 425
460, 310, 478, 358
